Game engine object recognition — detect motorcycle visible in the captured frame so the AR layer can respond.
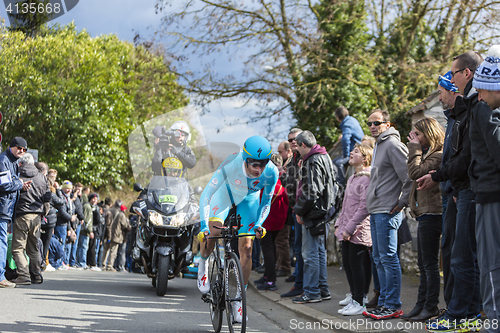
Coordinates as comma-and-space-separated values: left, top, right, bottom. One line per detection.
130, 158, 201, 296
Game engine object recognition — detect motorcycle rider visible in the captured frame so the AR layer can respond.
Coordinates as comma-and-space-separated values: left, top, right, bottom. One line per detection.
196, 135, 279, 323
151, 120, 197, 178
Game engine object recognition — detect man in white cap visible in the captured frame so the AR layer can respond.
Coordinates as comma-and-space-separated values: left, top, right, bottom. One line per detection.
469, 45, 500, 331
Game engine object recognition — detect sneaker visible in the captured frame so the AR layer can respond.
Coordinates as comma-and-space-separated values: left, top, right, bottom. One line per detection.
90, 266, 102, 272
339, 300, 354, 314
321, 291, 331, 301
44, 264, 56, 272
57, 264, 70, 271
339, 292, 352, 306
254, 276, 266, 284
257, 282, 277, 291
292, 294, 322, 304
363, 295, 369, 305
106, 267, 117, 272
363, 305, 384, 318
197, 258, 210, 294
285, 275, 296, 283
371, 307, 403, 320
233, 301, 243, 323
281, 286, 303, 298
11, 276, 31, 285
426, 315, 469, 332
0, 279, 16, 288
343, 300, 366, 316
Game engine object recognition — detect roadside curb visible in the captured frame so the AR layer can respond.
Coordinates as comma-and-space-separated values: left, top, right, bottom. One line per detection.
249, 271, 412, 333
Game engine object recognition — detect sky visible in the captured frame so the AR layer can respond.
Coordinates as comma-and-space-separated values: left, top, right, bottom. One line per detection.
0, 0, 295, 150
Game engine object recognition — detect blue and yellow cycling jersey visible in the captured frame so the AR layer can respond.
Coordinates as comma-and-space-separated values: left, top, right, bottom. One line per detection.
199, 152, 279, 234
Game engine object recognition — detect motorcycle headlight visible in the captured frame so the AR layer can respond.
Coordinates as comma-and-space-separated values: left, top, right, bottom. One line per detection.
149, 211, 163, 226
167, 212, 187, 227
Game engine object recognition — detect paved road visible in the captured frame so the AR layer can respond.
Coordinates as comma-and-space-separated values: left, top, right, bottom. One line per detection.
0, 269, 329, 333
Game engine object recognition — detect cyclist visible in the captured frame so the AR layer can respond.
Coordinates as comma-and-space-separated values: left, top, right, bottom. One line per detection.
197, 135, 279, 322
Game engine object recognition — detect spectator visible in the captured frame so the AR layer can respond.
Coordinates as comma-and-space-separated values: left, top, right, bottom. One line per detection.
254, 154, 289, 291
104, 204, 131, 271
11, 152, 51, 285
102, 199, 121, 269
48, 233, 64, 270
334, 106, 365, 186
54, 180, 77, 269
435, 71, 460, 307
418, 51, 483, 332
0, 137, 30, 288
363, 109, 411, 320
335, 143, 373, 315
41, 175, 65, 272
75, 193, 98, 268
469, 45, 500, 331
275, 141, 293, 277
114, 204, 129, 272
67, 182, 84, 267
403, 118, 444, 321
81, 186, 90, 204
281, 128, 305, 298
292, 130, 335, 304
88, 202, 104, 271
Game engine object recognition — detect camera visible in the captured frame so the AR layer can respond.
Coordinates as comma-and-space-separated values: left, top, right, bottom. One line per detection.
156, 127, 179, 149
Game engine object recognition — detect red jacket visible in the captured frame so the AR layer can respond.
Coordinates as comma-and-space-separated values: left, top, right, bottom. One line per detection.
261, 179, 289, 231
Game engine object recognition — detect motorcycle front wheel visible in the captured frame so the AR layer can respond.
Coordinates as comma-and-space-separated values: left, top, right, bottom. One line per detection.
156, 255, 170, 296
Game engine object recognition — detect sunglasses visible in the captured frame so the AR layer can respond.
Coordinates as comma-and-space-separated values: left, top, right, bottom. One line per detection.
247, 158, 269, 168
367, 121, 388, 127
288, 138, 297, 143
16, 146, 27, 152
451, 68, 466, 78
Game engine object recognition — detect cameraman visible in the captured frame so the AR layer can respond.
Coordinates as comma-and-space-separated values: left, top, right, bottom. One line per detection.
151, 121, 197, 178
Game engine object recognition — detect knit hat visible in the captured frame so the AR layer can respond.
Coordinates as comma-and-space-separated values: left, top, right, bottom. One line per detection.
438, 71, 458, 92
10, 137, 27, 148
88, 193, 99, 201
473, 45, 500, 91
120, 204, 127, 212
61, 180, 73, 190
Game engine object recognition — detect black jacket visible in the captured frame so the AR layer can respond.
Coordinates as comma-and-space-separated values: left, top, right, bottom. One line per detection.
151, 143, 197, 178
469, 101, 500, 203
71, 195, 84, 230
15, 164, 51, 216
293, 145, 336, 228
432, 79, 477, 195
280, 152, 301, 207
44, 190, 65, 229
56, 191, 74, 227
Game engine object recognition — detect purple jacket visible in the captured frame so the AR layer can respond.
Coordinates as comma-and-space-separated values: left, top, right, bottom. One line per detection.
335, 168, 371, 247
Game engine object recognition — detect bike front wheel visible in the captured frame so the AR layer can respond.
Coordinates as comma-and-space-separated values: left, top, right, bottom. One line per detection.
225, 252, 246, 333
209, 246, 223, 333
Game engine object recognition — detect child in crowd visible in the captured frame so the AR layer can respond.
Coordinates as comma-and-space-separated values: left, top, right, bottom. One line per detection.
335, 143, 373, 315
403, 117, 444, 321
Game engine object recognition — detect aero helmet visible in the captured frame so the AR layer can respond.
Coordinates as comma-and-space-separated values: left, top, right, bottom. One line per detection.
170, 120, 191, 142
242, 136, 272, 161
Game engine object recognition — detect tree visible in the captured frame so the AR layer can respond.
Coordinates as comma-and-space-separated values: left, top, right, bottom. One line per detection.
6, 0, 63, 37
0, 24, 187, 187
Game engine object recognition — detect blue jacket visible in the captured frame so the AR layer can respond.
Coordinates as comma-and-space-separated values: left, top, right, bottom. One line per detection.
0, 148, 23, 221
339, 115, 364, 158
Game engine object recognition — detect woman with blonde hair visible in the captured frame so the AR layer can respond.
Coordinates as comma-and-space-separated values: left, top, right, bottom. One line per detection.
402, 117, 445, 321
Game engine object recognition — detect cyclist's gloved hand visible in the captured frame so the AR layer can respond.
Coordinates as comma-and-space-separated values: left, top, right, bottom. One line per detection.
255, 226, 266, 239
197, 230, 209, 243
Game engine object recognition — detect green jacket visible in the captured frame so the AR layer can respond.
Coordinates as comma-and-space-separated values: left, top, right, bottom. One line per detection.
82, 202, 93, 235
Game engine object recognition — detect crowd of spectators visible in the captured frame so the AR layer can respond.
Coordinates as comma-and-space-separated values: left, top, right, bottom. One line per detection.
0, 143, 132, 288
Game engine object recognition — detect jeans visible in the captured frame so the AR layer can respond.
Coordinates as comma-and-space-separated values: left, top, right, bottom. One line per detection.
0, 219, 10, 281
442, 193, 457, 306
447, 189, 481, 319
95, 239, 102, 267
301, 224, 329, 299
53, 224, 67, 263
76, 232, 90, 268
68, 223, 81, 266
292, 213, 303, 289
369, 249, 380, 291
370, 212, 403, 310
416, 214, 442, 311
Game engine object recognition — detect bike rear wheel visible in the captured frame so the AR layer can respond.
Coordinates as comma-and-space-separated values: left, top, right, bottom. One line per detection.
225, 252, 246, 333
209, 246, 223, 333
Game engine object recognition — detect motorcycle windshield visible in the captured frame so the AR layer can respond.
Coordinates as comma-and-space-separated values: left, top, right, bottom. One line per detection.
148, 176, 190, 215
